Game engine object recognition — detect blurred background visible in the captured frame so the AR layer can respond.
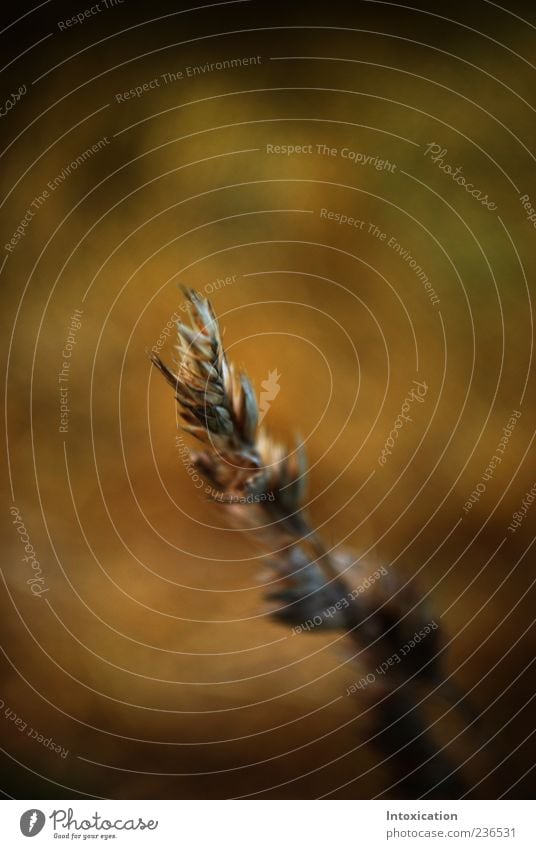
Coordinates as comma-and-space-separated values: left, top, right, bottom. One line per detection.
1, 0, 535, 798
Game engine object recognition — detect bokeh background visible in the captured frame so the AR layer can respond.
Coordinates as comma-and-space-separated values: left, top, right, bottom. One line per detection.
1, 0, 535, 799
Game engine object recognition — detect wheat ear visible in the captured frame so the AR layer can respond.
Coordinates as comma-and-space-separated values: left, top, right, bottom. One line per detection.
151, 289, 470, 797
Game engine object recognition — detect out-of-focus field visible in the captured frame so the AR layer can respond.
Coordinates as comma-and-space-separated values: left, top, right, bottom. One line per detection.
1, 0, 535, 798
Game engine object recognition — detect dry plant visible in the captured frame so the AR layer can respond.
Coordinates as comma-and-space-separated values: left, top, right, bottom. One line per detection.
151, 289, 472, 798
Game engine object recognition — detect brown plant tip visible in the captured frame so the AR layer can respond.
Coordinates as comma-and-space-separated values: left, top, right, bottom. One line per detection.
151, 289, 259, 456
151, 289, 355, 582
151, 288, 472, 796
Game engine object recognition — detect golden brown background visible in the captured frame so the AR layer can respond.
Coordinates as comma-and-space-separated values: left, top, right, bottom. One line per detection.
1, 0, 535, 798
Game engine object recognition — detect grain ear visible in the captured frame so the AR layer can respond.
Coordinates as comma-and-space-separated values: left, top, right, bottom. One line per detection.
151, 290, 470, 797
